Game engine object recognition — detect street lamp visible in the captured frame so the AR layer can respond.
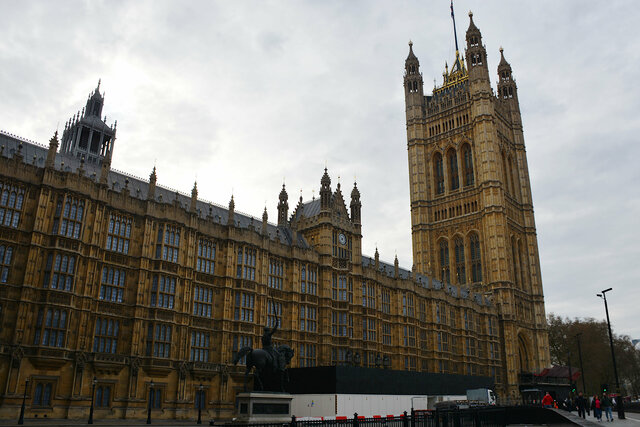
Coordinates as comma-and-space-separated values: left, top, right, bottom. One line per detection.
597, 288, 625, 420
197, 383, 203, 425
88, 376, 97, 424
575, 333, 586, 394
18, 378, 29, 425
147, 380, 154, 425
563, 334, 573, 402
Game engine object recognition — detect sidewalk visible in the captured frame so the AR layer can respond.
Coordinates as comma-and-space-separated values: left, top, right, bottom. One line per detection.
553, 409, 640, 427
1, 419, 214, 427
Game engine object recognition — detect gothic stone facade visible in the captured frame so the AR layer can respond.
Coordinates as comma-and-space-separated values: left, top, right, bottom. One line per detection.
403, 13, 550, 400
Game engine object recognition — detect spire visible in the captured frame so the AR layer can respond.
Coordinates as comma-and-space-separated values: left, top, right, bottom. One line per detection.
404, 40, 424, 104
190, 181, 198, 212
99, 143, 112, 185
45, 130, 59, 168
227, 195, 235, 226
262, 207, 269, 236
320, 168, 332, 211
147, 166, 157, 200
277, 183, 289, 227
465, 11, 489, 83
394, 254, 400, 278
497, 47, 517, 101
350, 181, 361, 225
374, 247, 380, 270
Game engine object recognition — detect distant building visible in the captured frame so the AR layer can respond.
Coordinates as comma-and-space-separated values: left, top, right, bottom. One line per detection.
0, 10, 547, 422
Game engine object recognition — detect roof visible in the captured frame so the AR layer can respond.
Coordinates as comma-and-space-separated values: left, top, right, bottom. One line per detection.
0, 130, 309, 248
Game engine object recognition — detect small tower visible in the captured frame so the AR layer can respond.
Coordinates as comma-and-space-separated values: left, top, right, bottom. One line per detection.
404, 41, 425, 116
497, 48, 520, 108
227, 195, 235, 226
465, 12, 490, 86
277, 184, 289, 227
60, 80, 117, 165
190, 181, 198, 212
262, 207, 269, 236
320, 168, 332, 211
99, 146, 112, 185
374, 247, 380, 270
394, 255, 400, 278
350, 181, 361, 225
45, 131, 59, 168
147, 167, 157, 200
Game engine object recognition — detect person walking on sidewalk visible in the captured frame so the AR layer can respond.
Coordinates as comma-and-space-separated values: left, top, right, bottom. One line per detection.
542, 392, 554, 408
576, 392, 588, 419
592, 395, 602, 421
601, 393, 613, 422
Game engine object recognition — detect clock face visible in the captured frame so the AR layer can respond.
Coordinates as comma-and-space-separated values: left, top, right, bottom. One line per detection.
338, 233, 347, 245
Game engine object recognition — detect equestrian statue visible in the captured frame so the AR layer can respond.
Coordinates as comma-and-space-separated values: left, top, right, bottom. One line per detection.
232, 318, 294, 392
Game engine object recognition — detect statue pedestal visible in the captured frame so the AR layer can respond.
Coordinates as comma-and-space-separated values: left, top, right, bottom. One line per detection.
234, 392, 293, 424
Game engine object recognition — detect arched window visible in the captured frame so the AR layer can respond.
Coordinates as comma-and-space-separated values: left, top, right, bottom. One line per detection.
448, 150, 459, 190
439, 240, 450, 283
470, 233, 482, 283
501, 152, 510, 195
511, 237, 521, 289
434, 153, 444, 195
507, 155, 515, 197
510, 156, 519, 199
462, 144, 474, 186
454, 237, 466, 285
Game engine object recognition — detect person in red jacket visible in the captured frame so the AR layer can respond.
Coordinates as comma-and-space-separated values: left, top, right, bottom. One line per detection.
542, 392, 554, 408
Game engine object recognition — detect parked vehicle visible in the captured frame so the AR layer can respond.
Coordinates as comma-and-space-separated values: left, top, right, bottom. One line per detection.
466, 388, 497, 405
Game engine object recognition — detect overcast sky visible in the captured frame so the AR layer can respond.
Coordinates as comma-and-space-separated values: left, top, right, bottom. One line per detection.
1, 1, 639, 339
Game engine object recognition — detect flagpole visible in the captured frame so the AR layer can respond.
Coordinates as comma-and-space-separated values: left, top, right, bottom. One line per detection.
451, 0, 459, 53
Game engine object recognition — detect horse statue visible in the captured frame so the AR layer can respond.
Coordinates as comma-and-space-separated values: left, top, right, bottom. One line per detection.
233, 344, 294, 392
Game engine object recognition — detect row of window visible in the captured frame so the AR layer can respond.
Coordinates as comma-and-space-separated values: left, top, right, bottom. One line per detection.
433, 144, 474, 195
439, 233, 482, 284
0, 184, 23, 229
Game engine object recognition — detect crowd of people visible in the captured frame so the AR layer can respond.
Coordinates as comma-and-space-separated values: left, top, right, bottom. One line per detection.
541, 391, 617, 422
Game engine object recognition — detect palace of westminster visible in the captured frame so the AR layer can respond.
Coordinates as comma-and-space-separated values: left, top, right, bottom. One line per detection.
0, 12, 549, 421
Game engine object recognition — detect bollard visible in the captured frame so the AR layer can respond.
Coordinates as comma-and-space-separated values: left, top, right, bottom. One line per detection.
290, 415, 297, 427
403, 411, 409, 427
353, 412, 359, 427
410, 408, 415, 427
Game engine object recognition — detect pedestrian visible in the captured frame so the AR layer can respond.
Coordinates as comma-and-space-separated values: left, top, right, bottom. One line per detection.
576, 392, 588, 419
601, 393, 613, 422
542, 392, 554, 408
592, 395, 602, 421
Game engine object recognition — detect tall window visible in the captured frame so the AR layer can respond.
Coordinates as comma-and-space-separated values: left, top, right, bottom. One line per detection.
43, 253, 75, 291
501, 152, 510, 195
149, 387, 162, 409
434, 153, 444, 194
402, 293, 415, 317
362, 282, 375, 308
156, 224, 180, 262
299, 305, 317, 332
232, 335, 252, 365
419, 300, 426, 322
439, 240, 450, 283
190, 330, 210, 362
151, 275, 176, 309
268, 258, 284, 289
100, 267, 125, 303
462, 144, 474, 186
146, 323, 172, 358
267, 301, 281, 328
403, 326, 416, 347
106, 214, 131, 254
332, 274, 352, 302
33, 382, 53, 407
197, 239, 216, 274
299, 344, 316, 367
470, 233, 482, 283
34, 308, 68, 347
436, 303, 447, 324
300, 265, 317, 295
331, 311, 352, 337
437, 332, 449, 352
382, 322, 392, 345
363, 318, 376, 341
234, 292, 255, 322
0, 183, 24, 228
0, 244, 13, 283
381, 289, 391, 314
454, 237, 466, 284
193, 285, 213, 317
95, 385, 111, 408
236, 247, 256, 280
464, 310, 474, 331
465, 337, 477, 356
93, 317, 119, 353
448, 150, 459, 190
52, 195, 84, 239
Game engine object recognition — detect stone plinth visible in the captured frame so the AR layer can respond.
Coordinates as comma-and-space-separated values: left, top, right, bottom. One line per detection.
234, 392, 293, 424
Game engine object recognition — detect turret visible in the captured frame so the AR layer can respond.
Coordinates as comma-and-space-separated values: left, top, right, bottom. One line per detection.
99, 146, 111, 185
350, 181, 361, 225
262, 207, 269, 236
45, 131, 59, 168
228, 195, 235, 226
147, 167, 157, 200
277, 184, 288, 227
404, 41, 424, 110
497, 47, 518, 103
190, 181, 198, 212
465, 12, 490, 85
320, 168, 332, 211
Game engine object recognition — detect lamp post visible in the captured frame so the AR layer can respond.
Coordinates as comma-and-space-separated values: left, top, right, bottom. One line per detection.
575, 333, 586, 394
88, 376, 97, 424
597, 288, 625, 420
147, 380, 154, 425
18, 378, 29, 425
197, 383, 203, 425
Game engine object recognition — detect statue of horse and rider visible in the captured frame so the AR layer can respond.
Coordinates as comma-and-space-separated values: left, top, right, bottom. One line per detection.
232, 319, 294, 392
